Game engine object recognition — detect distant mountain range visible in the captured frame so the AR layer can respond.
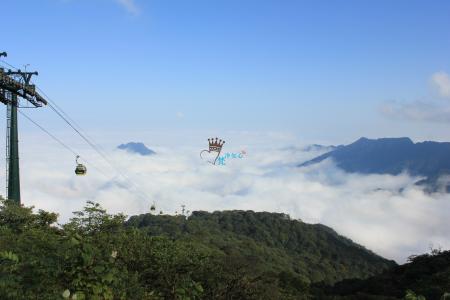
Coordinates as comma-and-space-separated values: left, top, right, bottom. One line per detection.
117, 142, 156, 156
301, 144, 342, 152
282, 144, 341, 153
299, 137, 450, 192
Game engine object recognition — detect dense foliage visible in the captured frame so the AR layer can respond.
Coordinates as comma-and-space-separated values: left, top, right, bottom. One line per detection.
0, 200, 214, 299
0, 199, 447, 299
127, 210, 395, 285
316, 250, 450, 300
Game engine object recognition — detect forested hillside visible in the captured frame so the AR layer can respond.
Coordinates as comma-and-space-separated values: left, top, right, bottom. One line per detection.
1, 199, 448, 299
317, 250, 450, 299
127, 210, 395, 284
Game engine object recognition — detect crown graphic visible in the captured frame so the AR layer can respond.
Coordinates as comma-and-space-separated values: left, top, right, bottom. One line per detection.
208, 138, 225, 152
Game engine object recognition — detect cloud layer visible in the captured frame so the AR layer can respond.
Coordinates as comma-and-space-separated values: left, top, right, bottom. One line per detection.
380, 100, 450, 123
432, 71, 450, 98
381, 71, 450, 123
10, 132, 450, 263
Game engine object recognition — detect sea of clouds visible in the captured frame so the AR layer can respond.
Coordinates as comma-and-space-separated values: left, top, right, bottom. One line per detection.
3, 130, 449, 263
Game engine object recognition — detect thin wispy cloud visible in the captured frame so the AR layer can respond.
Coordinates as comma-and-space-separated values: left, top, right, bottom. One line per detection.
116, 0, 140, 15
431, 71, 450, 98
381, 71, 450, 123
380, 100, 450, 123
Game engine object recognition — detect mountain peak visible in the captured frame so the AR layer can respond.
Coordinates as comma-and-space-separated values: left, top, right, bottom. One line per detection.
117, 142, 156, 156
299, 137, 450, 191
353, 137, 413, 145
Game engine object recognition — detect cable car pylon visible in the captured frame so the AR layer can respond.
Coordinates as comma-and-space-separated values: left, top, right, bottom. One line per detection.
0, 51, 48, 205
1, 52, 152, 206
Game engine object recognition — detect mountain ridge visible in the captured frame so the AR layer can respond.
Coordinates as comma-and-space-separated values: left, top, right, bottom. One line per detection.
299, 137, 450, 191
117, 142, 156, 156
318, 250, 450, 299
127, 210, 396, 285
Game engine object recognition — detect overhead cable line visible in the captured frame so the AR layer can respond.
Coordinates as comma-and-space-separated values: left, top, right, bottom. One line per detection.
36, 87, 119, 174
18, 109, 77, 156
44, 97, 151, 203
3, 59, 152, 204
0, 59, 19, 71
18, 109, 111, 179
36, 87, 86, 137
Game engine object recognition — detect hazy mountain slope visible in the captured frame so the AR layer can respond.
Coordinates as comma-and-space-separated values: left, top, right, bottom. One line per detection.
299, 137, 450, 191
117, 142, 156, 155
318, 250, 450, 299
127, 210, 395, 285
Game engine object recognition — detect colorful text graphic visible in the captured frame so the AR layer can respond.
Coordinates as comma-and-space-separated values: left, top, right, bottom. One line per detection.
216, 151, 246, 165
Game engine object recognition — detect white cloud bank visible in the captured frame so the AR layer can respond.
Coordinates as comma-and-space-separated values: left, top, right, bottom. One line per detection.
380, 100, 450, 123
381, 71, 450, 123
432, 71, 450, 98
9, 132, 450, 263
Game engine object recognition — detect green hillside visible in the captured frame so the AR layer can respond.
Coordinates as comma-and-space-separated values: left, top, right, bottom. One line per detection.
317, 250, 450, 299
0, 199, 396, 299
3, 199, 447, 299
127, 210, 395, 285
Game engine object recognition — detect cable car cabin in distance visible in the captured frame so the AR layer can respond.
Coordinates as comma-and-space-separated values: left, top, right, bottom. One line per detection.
75, 164, 87, 176
75, 155, 87, 176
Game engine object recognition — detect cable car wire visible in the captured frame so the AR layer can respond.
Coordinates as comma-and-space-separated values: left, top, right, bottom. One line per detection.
2, 59, 152, 204
36, 87, 120, 174
45, 99, 151, 203
36, 87, 86, 137
0, 59, 19, 71
19, 108, 144, 196
18, 109, 78, 156
18, 109, 111, 179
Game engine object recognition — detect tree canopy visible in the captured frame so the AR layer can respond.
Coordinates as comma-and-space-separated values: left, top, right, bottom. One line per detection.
0, 199, 448, 299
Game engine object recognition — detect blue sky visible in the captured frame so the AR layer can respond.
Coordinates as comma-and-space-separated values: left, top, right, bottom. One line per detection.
2, 0, 450, 144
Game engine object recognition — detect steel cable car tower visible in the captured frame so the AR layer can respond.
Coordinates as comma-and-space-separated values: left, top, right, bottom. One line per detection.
0, 52, 151, 207
0, 51, 47, 204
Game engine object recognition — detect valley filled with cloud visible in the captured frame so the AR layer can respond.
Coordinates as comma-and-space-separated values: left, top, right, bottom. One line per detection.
7, 131, 450, 263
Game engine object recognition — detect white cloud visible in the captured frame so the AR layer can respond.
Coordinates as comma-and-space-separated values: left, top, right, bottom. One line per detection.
7, 131, 450, 263
381, 71, 450, 122
116, 0, 140, 15
431, 71, 450, 98
380, 100, 450, 123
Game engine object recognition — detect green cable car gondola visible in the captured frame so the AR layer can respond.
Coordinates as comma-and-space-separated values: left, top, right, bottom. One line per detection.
75, 155, 87, 176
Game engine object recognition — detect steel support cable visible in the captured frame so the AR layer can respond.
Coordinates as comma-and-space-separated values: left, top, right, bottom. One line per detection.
18, 109, 77, 156
2, 60, 152, 204
37, 90, 133, 191
36, 87, 86, 136
0, 59, 19, 71
18, 109, 111, 179
36, 87, 116, 171
35, 87, 121, 178
46, 103, 151, 203
47, 103, 109, 163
